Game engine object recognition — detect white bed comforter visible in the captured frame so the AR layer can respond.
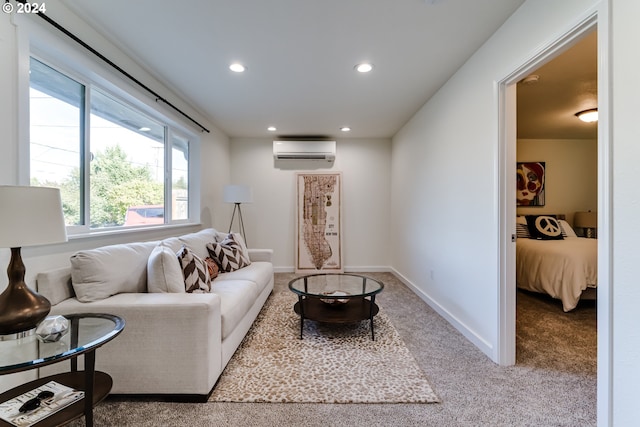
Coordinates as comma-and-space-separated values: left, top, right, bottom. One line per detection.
516, 237, 597, 312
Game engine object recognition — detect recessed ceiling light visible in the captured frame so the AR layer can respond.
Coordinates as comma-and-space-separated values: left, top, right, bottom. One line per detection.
229, 63, 246, 73
139, 127, 151, 132
355, 63, 373, 73
267, 126, 277, 132
340, 127, 351, 132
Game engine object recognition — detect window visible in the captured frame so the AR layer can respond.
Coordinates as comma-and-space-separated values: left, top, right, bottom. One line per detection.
29, 56, 195, 233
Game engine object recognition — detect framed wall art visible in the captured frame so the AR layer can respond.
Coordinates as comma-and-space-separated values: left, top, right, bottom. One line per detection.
517, 161, 545, 206
295, 172, 343, 273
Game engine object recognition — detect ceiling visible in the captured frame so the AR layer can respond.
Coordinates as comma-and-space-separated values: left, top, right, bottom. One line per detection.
58, 0, 531, 139
517, 30, 598, 140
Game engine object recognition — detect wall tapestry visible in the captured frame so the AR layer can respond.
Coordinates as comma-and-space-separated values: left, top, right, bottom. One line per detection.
517, 161, 545, 206
295, 172, 343, 273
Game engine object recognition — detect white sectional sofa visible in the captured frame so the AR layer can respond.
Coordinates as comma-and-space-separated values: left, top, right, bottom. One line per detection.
36, 228, 274, 400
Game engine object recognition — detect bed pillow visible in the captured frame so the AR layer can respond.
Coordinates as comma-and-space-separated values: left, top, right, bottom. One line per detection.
516, 216, 532, 238
525, 215, 564, 240
559, 219, 578, 238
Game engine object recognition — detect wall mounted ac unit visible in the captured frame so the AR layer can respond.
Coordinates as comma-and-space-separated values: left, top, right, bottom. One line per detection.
273, 140, 336, 161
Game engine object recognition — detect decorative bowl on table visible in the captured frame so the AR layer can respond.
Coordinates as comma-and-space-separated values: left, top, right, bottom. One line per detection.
320, 290, 350, 305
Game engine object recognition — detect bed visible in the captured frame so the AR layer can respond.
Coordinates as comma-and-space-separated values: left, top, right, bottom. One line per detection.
516, 216, 597, 312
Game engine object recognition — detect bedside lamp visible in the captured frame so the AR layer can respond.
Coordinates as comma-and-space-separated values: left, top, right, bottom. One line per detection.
573, 211, 597, 238
223, 185, 252, 245
0, 186, 68, 335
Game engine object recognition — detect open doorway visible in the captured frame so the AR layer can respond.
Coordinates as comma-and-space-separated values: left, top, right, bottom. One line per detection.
498, 11, 610, 423
514, 29, 598, 367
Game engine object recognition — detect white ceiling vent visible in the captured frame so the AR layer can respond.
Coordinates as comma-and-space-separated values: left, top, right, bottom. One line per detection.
273, 140, 336, 161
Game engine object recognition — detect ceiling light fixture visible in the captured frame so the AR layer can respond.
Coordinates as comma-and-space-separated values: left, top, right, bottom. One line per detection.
575, 108, 598, 123
267, 126, 277, 132
340, 127, 351, 132
355, 63, 373, 73
139, 127, 151, 132
521, 74, 540, 85
229, 63, 246, 73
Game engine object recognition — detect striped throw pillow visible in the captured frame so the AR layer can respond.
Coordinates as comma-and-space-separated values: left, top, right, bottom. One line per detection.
177, 245, 211, 293
516, 223, 531, 239
206, 234, 251, 272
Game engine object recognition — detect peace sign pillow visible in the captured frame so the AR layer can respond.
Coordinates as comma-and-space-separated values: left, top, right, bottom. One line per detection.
525, 215, 564, 240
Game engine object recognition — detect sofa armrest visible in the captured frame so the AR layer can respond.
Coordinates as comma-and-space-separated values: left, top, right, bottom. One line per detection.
247, 248, 273, 263
47, 293, 223, 395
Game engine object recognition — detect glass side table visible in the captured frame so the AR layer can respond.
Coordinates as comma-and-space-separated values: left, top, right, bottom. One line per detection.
0, 313, 125, 427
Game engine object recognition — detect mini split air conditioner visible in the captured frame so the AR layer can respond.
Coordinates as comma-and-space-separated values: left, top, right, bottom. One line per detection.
273, 140, 336, 161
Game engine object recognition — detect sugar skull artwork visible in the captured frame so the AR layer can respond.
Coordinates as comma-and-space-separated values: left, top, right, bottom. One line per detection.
517, 162, 545, 206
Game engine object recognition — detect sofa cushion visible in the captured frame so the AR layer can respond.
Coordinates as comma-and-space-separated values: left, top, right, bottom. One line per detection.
177, 246, 211, 293
36, 267, 74, 305
206, 234, 251, 273
70, 241, 156, 302
216, 262, 273, 295
178, 228, 218, 261
147, 245, 185, 293
210, 279, 258, 339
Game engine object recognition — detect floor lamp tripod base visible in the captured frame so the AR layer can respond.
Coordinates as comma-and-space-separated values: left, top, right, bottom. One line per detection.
228, 203, 248, 246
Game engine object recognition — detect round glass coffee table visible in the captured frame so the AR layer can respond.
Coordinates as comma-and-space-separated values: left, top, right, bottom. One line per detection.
288, 273, 384, 340
0, 313, 125, 427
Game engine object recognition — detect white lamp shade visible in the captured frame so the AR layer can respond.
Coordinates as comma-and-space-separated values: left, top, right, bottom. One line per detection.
223, 185, 253, 204
573, 211, 597, 229
0, 186, 68, 248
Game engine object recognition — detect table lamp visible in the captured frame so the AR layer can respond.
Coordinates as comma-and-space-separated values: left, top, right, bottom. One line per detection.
223, 185, 252, 246
0, 186, 68, 335
573, 211, 597, 238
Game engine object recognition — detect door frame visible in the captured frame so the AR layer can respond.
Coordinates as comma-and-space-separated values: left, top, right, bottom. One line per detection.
497, 7, 611, 426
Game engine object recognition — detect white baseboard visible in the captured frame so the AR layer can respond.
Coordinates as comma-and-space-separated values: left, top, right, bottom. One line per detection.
389, 268, 495, 361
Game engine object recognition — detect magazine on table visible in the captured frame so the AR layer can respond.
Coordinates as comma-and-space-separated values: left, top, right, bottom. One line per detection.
0, 381, 84, 427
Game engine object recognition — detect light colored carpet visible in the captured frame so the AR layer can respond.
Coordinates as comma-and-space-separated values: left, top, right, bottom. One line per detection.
209, 291, 439, 403
69, 272, 596, 426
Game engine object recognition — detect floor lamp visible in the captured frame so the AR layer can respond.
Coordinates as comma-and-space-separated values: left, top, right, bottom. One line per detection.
224, 185, 252, 246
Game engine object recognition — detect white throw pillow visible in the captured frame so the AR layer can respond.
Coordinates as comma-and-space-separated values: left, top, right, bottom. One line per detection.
147, 245, 186, 293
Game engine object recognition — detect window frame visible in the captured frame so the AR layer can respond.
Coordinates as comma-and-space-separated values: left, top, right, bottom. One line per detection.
19, 18, 201, 237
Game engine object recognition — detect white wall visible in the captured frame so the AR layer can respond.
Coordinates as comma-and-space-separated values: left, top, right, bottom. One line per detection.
229, 138, 391, 271
517, 138, 597, 225
611, 0, 640, 424
390, 0, 600, 359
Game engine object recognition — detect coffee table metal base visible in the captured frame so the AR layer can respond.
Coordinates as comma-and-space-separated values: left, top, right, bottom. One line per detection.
293, 296, 380, 340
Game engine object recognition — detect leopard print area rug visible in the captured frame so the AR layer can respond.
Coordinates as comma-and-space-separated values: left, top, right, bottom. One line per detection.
209, 291, 440, 403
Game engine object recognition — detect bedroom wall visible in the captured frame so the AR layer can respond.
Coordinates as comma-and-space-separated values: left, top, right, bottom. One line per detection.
390, 0, 600, 360
516, 138, 597, 225
228, 138, 392, 271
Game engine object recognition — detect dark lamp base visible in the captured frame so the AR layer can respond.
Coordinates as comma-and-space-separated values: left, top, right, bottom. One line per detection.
0, 247, 51, 335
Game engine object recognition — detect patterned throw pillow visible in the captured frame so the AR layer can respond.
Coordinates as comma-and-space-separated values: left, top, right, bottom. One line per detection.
525, 215, 564, 240
516, 223, 531, 239
206, 233, 251, 273
176, 245, 211, 293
